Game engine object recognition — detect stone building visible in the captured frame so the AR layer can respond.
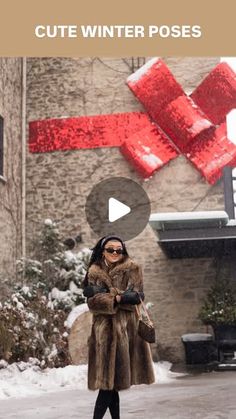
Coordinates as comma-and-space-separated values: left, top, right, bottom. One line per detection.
2, 56, 235, 363
0, 58, 25, 296
25, 57, 228, 363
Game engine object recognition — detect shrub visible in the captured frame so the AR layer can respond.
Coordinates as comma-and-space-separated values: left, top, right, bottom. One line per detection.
0, 219, 91, 367
199, 278, 236, 326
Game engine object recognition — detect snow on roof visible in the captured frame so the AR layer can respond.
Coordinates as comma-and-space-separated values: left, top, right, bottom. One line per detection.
149, 211, 229, 231
149, 211, 228, 222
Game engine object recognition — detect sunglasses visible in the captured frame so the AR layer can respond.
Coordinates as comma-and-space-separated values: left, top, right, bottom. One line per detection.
104, 247, 124, 255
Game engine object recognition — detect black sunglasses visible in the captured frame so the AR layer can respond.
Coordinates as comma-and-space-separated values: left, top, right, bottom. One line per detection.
104, 247, 124, 255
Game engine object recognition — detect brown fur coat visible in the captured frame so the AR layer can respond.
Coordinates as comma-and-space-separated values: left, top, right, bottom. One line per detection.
86, 257, 155, 391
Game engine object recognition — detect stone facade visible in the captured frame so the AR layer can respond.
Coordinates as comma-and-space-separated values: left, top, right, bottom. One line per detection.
26, 57, 226, 363
0, 58, 23, 294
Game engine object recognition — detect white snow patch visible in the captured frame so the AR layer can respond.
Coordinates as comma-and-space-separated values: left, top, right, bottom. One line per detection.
142, 145, 151, 153
21, 286, 30, 294
64, 250, 77, 263
188, 119, 212, 135
145, 302, 154, 310
185, 88, 193, 96
226, 109, 236, 144
0, 361, 184, 400
134, 144, 162, 169
0, 360, 8, 369
47, 345, 58, 361
127, 57, 159, 84
0, 363, 87, 400
44, 219, 53, 226
50, 287, 71, 301
153, 361, 185, 383
66, 303, 89, 329
232, 180, 236, 192
69, 281, 83, 295
141, 154, 162, 168
181, 333, 213, 342
220, 57, 236, 73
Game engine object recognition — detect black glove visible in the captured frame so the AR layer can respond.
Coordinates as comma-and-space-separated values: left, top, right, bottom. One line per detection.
139, 291, 145, 301
83, 285, 108, 298
120, 290, 141, 305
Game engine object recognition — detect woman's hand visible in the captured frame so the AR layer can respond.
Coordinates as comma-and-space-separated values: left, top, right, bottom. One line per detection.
109, 287, 120, 297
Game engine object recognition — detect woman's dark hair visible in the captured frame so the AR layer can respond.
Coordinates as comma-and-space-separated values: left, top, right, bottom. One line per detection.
82, 235, 128, 287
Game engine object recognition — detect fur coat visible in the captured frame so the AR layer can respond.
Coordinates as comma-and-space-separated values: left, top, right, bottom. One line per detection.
86, 257, 155, 391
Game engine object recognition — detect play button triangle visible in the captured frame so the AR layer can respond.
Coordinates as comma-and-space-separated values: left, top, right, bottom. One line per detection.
108, 197, 131, 222
85, 177, 151, 240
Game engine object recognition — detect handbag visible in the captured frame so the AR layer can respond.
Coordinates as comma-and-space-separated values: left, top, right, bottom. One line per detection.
135, 300, 156, 344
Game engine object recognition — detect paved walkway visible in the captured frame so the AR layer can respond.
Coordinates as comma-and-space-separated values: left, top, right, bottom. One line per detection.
0, 371, 235, 418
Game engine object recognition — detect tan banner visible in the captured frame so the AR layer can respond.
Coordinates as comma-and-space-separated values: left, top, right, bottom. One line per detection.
0, 0, 235, 56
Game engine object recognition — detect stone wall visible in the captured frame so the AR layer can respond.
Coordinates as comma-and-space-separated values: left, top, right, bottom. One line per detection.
26, 57, 224, 363
0, 58, 23, 293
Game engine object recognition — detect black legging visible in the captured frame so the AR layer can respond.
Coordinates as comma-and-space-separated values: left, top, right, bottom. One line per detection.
93, 389, 120, 419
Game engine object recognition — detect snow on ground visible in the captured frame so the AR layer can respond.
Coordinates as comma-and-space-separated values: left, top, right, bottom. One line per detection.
0, 360, 184, 400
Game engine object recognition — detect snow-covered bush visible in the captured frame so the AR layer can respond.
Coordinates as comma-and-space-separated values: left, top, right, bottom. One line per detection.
0, 219, 91, 367
199, 278, 236, 326
16, 219, 91, 311
0, 291, 68, 368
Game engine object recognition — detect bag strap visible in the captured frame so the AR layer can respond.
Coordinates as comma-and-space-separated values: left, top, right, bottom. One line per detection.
135, 304, 141, 320
135, 301, 153, 325
140, 300, 152, 323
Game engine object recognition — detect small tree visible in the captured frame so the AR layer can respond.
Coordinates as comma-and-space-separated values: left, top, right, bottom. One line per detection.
199, 278, 236, 326
0, 219, 91, 367
16, 219, 91, 310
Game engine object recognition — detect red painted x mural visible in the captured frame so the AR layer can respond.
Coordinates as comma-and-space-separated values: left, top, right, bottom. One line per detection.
29, 58, 236, 184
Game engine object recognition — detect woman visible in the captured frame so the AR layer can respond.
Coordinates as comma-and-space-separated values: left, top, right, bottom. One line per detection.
83, 235, 155, 419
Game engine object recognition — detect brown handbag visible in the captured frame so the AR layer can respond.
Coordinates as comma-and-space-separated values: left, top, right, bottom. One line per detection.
136, 300, 156, 344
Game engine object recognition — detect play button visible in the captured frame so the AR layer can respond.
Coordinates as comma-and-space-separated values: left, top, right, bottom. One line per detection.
108, 198, 131, 222
85, 177, 151, 241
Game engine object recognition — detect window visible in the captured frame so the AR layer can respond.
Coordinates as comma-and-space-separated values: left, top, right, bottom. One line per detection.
0, 115, 3, 177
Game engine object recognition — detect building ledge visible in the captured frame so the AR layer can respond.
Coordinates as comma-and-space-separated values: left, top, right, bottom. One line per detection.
149, 211, 236, 258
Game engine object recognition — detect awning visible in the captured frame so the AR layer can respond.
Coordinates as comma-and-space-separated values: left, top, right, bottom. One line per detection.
149, 211, 236, 258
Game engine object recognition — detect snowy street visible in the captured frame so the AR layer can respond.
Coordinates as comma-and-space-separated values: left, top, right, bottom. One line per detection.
0, 371, 235, 419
